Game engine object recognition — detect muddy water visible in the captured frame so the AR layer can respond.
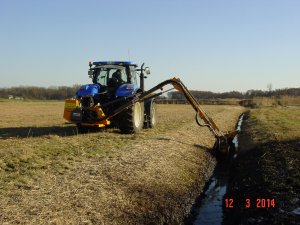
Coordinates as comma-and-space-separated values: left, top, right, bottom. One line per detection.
192, 114, 244, 225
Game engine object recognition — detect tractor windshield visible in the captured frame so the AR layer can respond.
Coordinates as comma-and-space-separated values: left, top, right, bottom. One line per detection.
93, 66, 128, 86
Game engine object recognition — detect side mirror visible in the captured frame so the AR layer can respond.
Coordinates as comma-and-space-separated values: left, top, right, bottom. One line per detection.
88, 70, 93, 78
145, 67, 151, 75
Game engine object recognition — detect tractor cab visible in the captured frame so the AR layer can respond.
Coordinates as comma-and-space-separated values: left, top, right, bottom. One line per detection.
86, 61, 142, 100
90, 61, 138, 86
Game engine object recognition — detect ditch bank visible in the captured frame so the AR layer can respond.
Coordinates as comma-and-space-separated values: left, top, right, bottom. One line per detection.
223, 110, 300, 225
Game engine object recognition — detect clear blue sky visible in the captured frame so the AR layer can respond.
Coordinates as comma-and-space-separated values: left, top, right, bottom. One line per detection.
0, 0, 299, 92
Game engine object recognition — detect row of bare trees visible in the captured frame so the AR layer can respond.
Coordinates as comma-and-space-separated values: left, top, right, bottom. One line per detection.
0, 85, 81, 100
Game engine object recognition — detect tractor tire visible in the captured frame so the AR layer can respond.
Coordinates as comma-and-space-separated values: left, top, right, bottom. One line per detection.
144, 100, 157, 129
118, 102, 144, 134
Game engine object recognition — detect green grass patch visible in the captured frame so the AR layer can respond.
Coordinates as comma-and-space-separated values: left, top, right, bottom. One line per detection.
249, 107, 300, 142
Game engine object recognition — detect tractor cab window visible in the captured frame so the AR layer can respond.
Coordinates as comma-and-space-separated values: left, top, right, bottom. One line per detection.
130, 67, 138, 85
93, 66, 128, 86
110, 68, 127, 83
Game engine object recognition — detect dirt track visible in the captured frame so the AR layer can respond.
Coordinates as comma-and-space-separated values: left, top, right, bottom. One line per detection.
0, 103, 244, 224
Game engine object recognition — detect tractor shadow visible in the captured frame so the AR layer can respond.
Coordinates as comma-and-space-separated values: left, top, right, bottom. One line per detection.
0, 124, 106, 139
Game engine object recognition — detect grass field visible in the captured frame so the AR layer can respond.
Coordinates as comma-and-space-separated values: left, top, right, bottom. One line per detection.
0, 101, 244, 224
246, 107, 300, 141
224, 106, 300, 225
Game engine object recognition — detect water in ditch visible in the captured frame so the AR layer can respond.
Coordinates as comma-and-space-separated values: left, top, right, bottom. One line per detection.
192, 114, 244, 225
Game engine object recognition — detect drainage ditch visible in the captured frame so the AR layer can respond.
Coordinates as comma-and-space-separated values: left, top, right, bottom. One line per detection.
187, 114, 244, 225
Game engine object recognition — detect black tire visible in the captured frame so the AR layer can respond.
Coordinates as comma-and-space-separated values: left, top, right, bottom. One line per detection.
144, 100, 157, 129
118, 102, 144, 133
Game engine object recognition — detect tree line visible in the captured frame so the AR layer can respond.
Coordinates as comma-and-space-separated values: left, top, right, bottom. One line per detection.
0, 85, 81, 100
0, 85, 299, 100
166, 88, 300, 100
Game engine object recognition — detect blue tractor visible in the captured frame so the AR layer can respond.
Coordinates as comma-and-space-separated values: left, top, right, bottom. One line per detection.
63, 61, 157, 133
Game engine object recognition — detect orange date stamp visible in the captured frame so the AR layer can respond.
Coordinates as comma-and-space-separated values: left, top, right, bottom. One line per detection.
225, 198, 275, 208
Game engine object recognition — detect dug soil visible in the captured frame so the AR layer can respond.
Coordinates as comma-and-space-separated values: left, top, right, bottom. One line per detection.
223, 110, 300, 225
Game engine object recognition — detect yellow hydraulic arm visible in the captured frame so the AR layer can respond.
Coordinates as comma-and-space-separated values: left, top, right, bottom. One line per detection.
139, 77, 237, 152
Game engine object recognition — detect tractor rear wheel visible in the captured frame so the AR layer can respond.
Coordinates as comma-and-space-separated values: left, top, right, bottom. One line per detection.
144, 101, 157, 129
118, 102, 144, 133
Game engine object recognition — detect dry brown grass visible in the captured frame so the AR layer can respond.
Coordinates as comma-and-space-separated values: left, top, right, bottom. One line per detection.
0, 101, 66, 128
277, 95, 300, 106
240, 96, 300, 108
0, 101, 245, 224
239, 106, 300, 151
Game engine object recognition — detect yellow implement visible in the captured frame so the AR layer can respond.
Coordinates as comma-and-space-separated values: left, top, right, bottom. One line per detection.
139, 77, 237, 153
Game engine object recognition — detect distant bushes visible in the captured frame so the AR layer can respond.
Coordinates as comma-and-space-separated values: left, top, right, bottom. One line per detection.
167, 88, 300, 100
155, 98, 241, 105
0, 85, 81, 100
163, 88, 300, 106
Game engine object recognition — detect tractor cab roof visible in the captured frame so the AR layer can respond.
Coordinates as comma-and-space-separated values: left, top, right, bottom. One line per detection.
93, 61, 138, 67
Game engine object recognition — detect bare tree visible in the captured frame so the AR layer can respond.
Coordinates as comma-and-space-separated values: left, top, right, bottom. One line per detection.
267, 83, 273, 92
